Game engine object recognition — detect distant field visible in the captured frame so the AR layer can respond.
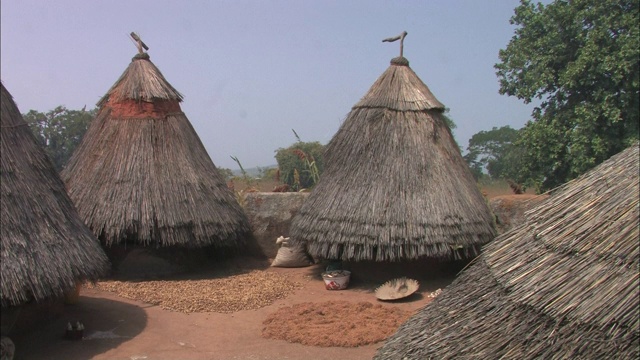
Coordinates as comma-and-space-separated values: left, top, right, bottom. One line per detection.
227, 177, 280, 192
479, 179, 533, 198
229, 176, 528, 199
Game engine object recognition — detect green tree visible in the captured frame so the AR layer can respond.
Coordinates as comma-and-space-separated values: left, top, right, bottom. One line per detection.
217, 167, 235, 180
464, 126, 521, 180
442, 108, 457, 131
275, 141, 324, 190
23, 106, 96, 172
262, 167, 279, 181
496, 0, 639, 192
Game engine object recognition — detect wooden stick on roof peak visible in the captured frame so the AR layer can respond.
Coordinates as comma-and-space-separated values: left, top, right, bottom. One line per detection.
130, 32, 149, 54
382, 31, 408, 57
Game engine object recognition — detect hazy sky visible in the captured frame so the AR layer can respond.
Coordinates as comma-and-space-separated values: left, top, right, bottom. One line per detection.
1, 0, 539, 170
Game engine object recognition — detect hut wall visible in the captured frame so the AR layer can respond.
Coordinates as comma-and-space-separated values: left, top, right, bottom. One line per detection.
243, 192, 521, 259
243, 192, 310, 258
101, 193, 307, 277
100, 192, 523, 268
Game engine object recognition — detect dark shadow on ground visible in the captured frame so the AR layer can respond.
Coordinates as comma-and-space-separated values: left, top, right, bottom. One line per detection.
105, 245, 272, 282
9, 294, 147, 360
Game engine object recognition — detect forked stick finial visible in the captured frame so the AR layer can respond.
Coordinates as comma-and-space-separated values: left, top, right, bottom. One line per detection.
382, 31, 408, 57
130, 32, 149, 54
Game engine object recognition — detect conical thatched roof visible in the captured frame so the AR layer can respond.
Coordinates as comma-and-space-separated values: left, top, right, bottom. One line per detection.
1, 82, 109, 307
289, 57, 496, 261
60, 51, 250, 248
375, 143, 640, 359
97, 52, 183, 107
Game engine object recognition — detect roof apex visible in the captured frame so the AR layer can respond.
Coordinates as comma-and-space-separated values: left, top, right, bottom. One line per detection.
97, 52, 183, 107
353, 60, 445, 111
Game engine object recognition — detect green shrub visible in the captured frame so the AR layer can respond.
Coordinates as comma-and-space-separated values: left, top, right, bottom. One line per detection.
275, 141, 324, 190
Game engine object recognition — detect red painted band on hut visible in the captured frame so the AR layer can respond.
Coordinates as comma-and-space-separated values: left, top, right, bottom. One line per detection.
104, 98, 182, 118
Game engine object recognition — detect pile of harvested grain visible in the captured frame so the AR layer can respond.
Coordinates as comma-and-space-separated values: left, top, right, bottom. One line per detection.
89, 270, 301, 313
262, 301, 412, 347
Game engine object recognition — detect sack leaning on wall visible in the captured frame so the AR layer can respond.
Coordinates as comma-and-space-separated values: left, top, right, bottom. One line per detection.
271, 236, 314, 268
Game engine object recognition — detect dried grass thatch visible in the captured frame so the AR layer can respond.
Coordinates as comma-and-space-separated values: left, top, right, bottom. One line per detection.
97, 52, 183, 107
375, 143, 640, 359
375, 277, 419, 301
290, 57, 496, 261
60, 52, 250, 248
1, 82, 109, 306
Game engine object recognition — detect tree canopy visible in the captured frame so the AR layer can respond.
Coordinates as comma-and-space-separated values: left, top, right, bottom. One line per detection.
441, 108, 457, 131
496, 0, 639, 191
464, 126, 520, 180
23, 106, 96, 172
217, 167, 235, 180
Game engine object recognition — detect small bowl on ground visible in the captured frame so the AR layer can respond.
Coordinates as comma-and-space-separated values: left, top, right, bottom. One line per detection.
321, 270, 351, 290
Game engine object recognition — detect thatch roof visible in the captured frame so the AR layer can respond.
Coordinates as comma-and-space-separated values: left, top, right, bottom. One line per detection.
60, 51, 250, 248
289, 57, 496, 261
97, 52, 183, 107
375, 143, 640, 359
1, 82, 109, 307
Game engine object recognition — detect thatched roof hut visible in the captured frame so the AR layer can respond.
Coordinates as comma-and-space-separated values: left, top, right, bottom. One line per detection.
60, 50, 250, 248
289, 56, 496, 261
375, 143, 640, 359
1, 82, 109, 307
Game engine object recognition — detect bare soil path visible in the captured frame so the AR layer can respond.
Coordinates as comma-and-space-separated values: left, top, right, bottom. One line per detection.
10, 257, 462, 360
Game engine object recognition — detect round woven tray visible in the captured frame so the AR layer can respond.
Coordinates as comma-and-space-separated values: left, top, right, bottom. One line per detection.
375, 277, 419, 301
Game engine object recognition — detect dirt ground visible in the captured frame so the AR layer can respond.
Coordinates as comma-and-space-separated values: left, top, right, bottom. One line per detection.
8, 257, 464, 360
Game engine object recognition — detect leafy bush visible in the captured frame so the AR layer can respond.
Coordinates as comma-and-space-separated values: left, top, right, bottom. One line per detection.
275, 141, 324, 190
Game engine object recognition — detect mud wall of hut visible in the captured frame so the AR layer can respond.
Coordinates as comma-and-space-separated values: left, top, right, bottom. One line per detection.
243, 192, 310, 258
245, 192, 539, 259
104, 192, 537, 278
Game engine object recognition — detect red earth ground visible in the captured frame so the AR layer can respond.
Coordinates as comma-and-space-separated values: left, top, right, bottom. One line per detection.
9, 187, 525, 359
8, 257, 464, 360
